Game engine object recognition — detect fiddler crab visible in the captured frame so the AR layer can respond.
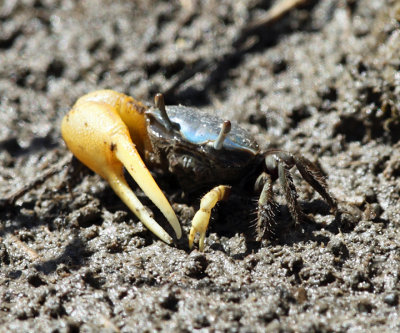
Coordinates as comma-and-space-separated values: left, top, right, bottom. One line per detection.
61, 90, 337, 251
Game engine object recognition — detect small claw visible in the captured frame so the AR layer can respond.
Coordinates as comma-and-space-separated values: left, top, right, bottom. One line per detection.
188, 212, 207, 251
189, 185, 231, 251
61, 91, 182, 243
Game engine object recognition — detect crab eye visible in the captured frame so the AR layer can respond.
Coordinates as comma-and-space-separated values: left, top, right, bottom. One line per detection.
213, 120, 231, 150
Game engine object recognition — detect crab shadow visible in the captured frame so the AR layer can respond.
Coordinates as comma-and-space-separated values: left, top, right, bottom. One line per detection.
0, 209, 92, 275
212, 197, 344, 259
34, 235, 91, 275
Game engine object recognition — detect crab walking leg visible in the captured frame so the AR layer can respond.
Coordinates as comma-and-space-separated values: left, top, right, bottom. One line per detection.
61, 101, 181, 243
189, 185, 231, 251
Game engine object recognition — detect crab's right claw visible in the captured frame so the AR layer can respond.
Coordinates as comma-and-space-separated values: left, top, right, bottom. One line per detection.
61, 94, 181, 244
189, 185, 231, 251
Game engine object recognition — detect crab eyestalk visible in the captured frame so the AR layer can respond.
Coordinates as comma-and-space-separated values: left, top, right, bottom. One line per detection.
213, 120, 231, 150
154, 93, 176, 132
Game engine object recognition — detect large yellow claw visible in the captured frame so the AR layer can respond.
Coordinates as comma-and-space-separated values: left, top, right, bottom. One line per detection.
61, 90, 182, 244
189, 185, 231, 251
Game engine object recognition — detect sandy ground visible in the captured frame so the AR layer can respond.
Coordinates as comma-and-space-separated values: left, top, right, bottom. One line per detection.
1, 0, 400, 332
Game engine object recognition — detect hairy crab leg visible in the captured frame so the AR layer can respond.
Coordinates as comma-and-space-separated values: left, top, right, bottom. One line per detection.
61, 93, 181, 243
255, 172, 279, 241
277, 161, 303, 224
189, 185, 231, 251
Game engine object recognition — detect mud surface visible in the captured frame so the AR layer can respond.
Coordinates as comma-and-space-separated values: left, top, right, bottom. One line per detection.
1, 0, 400, 332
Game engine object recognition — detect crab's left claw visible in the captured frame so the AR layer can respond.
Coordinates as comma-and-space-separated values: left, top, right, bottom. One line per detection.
189, 185, 231, 251
61, 91, 182, 243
